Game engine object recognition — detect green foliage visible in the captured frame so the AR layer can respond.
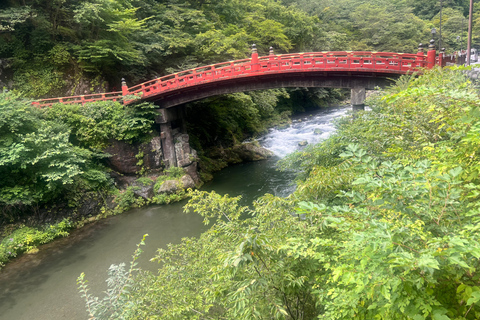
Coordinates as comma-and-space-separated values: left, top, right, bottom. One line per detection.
0, 91, 157, 220
151, 189, 187, 205
152, 167, 186, 199
13, 66, 66, 99
0, 91, 100, 207
164, 166, 185, 179
77, 234, 148, 320
135, 177, 154, 187
112, 187, 145, 214
79, 68, 480, 319
291, 145, 480, 319
0, 218, 73, 267
0, 0, 327, 96
41, 101, 156, 150
0, 6, 33, 32
72, 0, 149, 74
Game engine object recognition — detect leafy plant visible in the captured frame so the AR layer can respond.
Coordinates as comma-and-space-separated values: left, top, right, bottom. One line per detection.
41, 101, 156, 150
0, 218, 73, 268
77, 234, 148, 320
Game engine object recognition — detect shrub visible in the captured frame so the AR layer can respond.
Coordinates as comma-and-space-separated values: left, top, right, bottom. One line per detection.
0, 218, 73, 268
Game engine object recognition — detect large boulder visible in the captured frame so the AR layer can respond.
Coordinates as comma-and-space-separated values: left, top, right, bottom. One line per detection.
174, 133, 198, 167
232, 142, 274, 161
104, 136, 164, 175
184, 162, 202, 185
132, 179, 155, 200
157, 180, 182, 194
104, 140, 140, 174
141, 136, 163, 170
180, 174, 195, 189
109, 172, 136, 189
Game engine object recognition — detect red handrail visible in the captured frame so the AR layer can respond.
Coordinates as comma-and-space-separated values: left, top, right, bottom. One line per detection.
32, 51, 428, 108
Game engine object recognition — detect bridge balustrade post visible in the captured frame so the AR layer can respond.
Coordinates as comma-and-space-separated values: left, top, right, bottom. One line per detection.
251, 44, 260, 72
121, 78, 129, 104
427, 39, 436, 69
268, 46, 274, 70
416, 43, 425, 68
269, 47, 274, 61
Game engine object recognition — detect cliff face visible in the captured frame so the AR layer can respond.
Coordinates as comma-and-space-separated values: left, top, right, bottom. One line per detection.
103, 133, 201, 192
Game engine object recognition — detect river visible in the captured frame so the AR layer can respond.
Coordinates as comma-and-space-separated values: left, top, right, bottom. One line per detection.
0, 106, 348, 320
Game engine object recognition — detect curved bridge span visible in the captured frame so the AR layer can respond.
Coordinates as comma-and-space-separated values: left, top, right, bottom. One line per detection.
33, 50, 433, 109
31, 46, 443, 168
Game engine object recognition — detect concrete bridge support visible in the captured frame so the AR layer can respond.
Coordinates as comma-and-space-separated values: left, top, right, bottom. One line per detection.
351, 87, 366, 111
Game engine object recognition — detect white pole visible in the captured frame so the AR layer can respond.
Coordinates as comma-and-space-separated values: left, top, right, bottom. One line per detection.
466, 0, 473, 65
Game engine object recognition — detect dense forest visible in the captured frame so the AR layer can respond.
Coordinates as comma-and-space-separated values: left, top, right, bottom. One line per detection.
2, 1, 480, 318
0, 0, 479, 97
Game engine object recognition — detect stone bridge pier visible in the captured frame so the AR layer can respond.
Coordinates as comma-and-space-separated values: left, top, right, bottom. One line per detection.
351, 87, 366, 111
155, 106, 197, 170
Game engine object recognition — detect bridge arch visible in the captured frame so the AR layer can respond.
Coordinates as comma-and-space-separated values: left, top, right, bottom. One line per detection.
142, 71, 395, 109
127, 49, 427, 109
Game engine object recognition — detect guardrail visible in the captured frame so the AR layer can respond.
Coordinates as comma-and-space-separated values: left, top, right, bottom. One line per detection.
32, 92, 123, 108
32, 51, 428, 108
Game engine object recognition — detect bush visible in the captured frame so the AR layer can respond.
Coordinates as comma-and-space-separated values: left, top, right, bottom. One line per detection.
0, 218, 73, 268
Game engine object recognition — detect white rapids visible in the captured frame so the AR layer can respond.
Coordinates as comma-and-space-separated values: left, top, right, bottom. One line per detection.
258, 107, 349, 158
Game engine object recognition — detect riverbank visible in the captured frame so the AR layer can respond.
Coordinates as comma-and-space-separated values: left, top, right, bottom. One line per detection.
0, 139, 276, 270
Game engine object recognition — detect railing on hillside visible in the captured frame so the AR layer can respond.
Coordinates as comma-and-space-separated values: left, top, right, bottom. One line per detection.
32, 92, 123, 107
32, 49, 431, 108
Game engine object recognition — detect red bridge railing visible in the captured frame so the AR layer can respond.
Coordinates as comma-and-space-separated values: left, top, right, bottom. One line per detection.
32, 49, 434, 108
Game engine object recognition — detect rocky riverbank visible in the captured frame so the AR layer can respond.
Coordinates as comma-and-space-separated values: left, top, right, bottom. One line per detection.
0, 130, 274, 269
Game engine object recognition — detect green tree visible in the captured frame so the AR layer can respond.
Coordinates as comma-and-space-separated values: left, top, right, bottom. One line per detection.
73, 0, 149, 75
0, 92, 95, 208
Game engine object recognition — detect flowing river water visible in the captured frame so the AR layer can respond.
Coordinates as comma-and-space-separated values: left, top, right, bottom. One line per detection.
0, 106, 348, 320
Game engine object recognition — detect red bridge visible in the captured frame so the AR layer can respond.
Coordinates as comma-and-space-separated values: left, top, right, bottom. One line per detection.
31, 43, 449, 168
32, 43, 445, 109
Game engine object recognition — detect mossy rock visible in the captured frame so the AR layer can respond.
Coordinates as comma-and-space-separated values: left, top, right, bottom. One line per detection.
298, 140, 308, 146
157, 179, 182, 194
276, 123, 290, 130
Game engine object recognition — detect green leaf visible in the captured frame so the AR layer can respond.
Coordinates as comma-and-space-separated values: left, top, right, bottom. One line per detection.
466, 291, 480, 306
